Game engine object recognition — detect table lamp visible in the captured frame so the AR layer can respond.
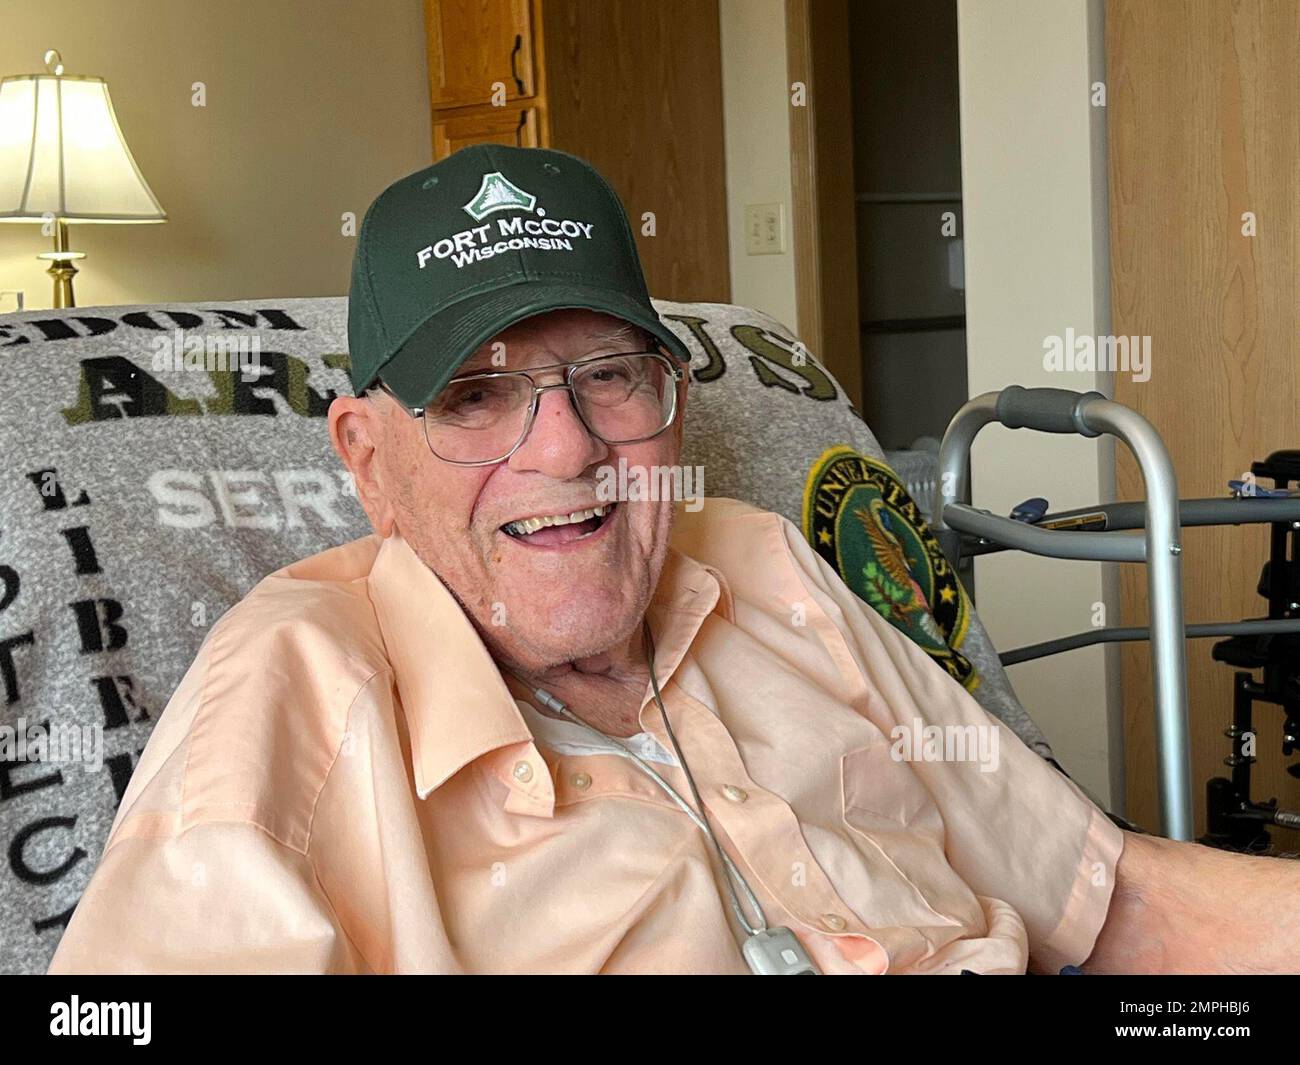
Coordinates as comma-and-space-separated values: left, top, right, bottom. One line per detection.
0, 49, 166, 308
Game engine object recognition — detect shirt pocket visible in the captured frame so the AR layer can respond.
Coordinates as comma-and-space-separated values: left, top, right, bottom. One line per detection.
841, 740, 936, 828
837, 742, 968, 933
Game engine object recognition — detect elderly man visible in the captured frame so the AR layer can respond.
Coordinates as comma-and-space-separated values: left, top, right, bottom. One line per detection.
49, 146, 1300, 975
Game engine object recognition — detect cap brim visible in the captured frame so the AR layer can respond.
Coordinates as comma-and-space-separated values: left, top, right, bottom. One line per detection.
371, 281, 692, 408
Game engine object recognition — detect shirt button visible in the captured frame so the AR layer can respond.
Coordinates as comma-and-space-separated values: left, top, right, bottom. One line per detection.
513, 760, 534, 783
571, 772, 592, 790
821, 913, 848, 932
722, 784, 748, 803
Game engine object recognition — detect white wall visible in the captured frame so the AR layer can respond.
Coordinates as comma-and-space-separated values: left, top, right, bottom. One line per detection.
956, 0, 1121, 807
718, 0, 798, 332
0, 0, 431, 311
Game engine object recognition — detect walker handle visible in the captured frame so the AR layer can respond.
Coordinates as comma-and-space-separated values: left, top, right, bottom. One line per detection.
995, 385, 1106, 437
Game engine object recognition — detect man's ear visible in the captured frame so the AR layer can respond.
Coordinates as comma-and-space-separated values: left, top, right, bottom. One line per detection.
328, 394, 397, 537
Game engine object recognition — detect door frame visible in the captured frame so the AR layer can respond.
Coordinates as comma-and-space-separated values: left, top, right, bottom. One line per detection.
785, 0, 862, 407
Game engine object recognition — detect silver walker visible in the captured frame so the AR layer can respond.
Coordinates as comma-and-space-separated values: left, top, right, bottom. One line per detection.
933, 386, 1300, 841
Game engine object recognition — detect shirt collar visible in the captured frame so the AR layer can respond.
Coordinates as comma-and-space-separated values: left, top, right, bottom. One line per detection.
367, 532, 535, 800
641, 545, 733, 715
366, 528, 734, 802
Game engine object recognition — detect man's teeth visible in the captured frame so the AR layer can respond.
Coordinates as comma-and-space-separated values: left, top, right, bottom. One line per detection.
504, 505, 611, 537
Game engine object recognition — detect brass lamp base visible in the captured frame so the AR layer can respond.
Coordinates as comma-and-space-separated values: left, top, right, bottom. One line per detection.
35, 219, 85, 308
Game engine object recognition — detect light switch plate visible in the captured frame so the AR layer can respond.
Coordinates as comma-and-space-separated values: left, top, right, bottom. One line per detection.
947, 238, 965, 291
744, 203, 785, 255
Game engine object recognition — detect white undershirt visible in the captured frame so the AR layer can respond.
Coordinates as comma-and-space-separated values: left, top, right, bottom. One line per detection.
513, 697, 681, 768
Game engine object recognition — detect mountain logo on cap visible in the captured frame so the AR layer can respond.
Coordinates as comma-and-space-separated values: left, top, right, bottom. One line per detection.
463, 172, 538, 222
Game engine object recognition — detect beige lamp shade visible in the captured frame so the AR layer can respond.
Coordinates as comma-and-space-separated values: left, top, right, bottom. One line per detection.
0, 67, 166, 223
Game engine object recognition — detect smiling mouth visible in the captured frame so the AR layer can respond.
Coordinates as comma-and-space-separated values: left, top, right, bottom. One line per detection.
500, 502, 617, 546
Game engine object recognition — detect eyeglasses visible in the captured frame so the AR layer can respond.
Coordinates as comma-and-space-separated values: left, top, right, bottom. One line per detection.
375, 350, 685, 466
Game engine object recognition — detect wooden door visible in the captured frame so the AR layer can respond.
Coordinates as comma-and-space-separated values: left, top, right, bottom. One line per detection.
424, 0, 729, 304
539, 0, 731, 303
1107, 0, 1300, 837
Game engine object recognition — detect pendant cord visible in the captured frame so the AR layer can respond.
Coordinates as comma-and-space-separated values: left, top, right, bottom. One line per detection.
641, 618, 768, 936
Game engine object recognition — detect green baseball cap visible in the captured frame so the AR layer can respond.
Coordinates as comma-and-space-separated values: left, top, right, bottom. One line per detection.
347, 144, 691, 408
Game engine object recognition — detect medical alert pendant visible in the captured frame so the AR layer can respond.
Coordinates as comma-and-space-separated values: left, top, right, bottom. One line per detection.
742, 927, 820, 975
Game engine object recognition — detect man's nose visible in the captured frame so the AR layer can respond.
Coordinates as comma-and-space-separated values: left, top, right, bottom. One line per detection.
506, 385, 608, 479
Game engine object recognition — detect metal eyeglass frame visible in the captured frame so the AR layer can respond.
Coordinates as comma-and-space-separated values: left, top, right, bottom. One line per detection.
373, 350, 686, 467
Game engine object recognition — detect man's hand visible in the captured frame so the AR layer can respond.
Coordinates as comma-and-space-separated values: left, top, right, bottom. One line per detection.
1084, 830, 1300, 973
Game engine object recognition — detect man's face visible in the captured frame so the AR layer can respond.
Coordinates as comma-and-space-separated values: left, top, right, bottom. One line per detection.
333, 309, 686, 674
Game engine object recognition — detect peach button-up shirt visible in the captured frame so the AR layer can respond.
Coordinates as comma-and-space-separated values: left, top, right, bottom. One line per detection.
48, 499, 1124, 975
